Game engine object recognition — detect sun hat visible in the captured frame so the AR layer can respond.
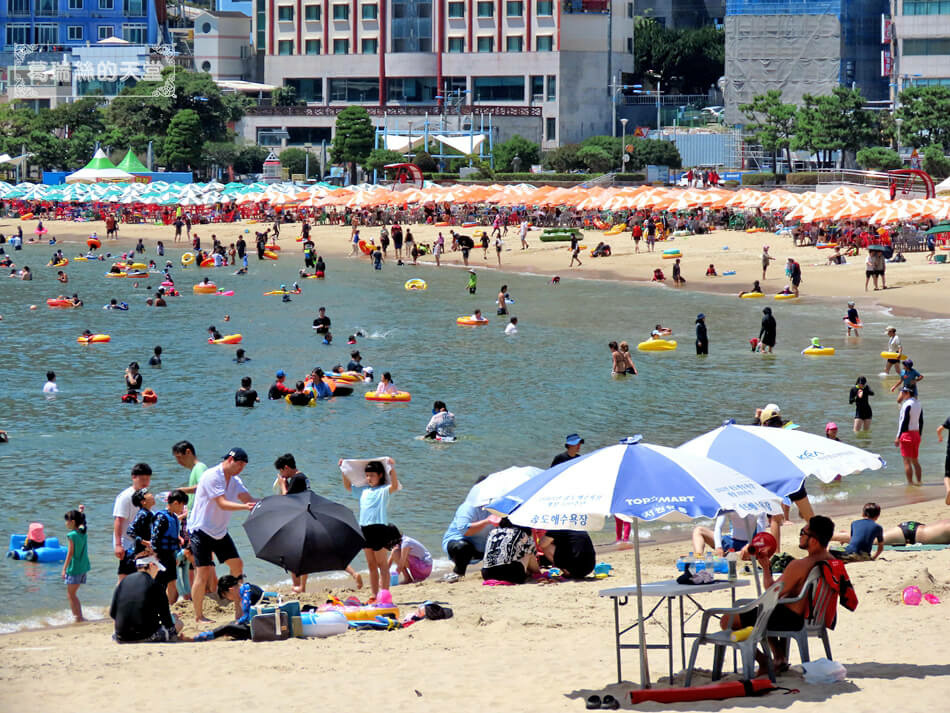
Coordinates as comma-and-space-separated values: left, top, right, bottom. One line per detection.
565, 433, 584, 446
825, 422, 838, 432
135, 555, 166, 572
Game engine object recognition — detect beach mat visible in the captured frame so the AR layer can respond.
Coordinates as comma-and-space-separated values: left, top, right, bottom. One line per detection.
884, 544, 950, 551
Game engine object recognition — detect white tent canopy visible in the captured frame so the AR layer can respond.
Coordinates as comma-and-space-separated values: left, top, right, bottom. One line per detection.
65, 148, 135, 184
379, 134, 487, 156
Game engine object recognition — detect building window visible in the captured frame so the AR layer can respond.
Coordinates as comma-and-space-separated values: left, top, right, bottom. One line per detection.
361, 37, 378, 53
476, 36, 493, 52
35, 0, 57, 14
333, 38, 349, 53
305, 39, 321, 54
545, 117, 556, 141
473, 75, 524, 101
332, 3, 349, 19
286, 77, 324, 102
7, 0, 28, 14
278, 5, 294, 20
123, 0, 145, 15
903, 1, 950, 15
68, 25, 83, 41
99, 0, 113, 9
626, 37, 633, 54
506, 36, 523, 52
278, 39, 294, 54
476, 1, 493, 17
68, 0, 83, 9
362, 3, 378, 19
387, 77, 438, 102
122, 23, 147, 43
903, 38, 950, 54
34, 23, 57, 44
506, 0, 523, 15
98, 25, 113, 40
305, 4, 321, 20
329, 77, 379, 102
6, 23, 30, 44
448, 36, 464, 52
392, 0, 432, 52
537, 0, 552, 14
530, 74, 543, 99
448, 1, 464, 16
627, 1, 633, 17
201, 60, 212, 71
546, 74, 556, 100
909, 77, 950, 86
537, 35, 552, 51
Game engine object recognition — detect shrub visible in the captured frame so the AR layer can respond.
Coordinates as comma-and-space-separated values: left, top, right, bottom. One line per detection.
922, 144, 950, 179
741, 172, 776, 186
786, 172, 819, 185
856, 146, 902, 171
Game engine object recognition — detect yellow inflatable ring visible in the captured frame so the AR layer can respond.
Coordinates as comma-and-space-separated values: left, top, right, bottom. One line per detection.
802, 347, 835, 356
193, 284, 218, 294
739, 292, 765, 299
365, 391, 412, 402
181, 252, 195, 266
637, 339, 677, 352
405, 279, 427, 291
329, 372, 362, 383
880, 351, 907, 360
77, 334, 111, 344
457, 316, 489, 326
774, 293, 798, 300
209, 334, 242, 344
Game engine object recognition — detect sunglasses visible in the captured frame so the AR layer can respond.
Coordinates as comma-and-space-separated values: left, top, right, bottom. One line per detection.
799, 528, 811, 538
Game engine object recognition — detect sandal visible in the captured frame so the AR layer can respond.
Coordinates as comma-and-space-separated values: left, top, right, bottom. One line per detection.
585, 695, 601, 709
601, 694, 620, 710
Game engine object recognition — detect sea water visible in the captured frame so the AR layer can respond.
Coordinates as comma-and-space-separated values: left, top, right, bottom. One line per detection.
1, 244, 947, 629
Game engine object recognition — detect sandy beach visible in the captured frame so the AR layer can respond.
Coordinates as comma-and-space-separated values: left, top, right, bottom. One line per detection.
3, 215, 949, 712
0, 496, 948, 713
6, 216, 949, 319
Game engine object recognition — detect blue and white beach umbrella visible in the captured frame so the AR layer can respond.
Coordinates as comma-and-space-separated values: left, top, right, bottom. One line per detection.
678, 423, 885, 499
488, 436, 782, 688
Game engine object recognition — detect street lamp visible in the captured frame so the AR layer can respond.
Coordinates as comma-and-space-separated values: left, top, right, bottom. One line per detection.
619, 118, 628, 173
895, 117, 903, 158
304, 142, 312, 181
406, 121, 413, 161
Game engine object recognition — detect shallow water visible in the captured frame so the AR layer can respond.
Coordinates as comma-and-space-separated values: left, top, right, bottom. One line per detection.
1, 241, 947, 629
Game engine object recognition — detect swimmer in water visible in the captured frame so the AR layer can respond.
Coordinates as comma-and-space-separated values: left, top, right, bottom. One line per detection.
738, 280, 762, 297
224, 315, 230, 322
844, 301, 861, 336
651, 324, 671, 338
208, 325, 223, 341
803, 337, 825, 353
57, 270, 68, 283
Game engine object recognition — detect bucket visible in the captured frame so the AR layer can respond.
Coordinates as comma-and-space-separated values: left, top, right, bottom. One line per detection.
935, 254, 947, 264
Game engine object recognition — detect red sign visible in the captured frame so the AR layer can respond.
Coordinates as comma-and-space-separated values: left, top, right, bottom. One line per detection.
633, 126, 650, 138
882, 16, 892, 44
881, 48, 892, 78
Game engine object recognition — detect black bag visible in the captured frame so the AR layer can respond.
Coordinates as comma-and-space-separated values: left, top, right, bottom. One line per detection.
250, 610, 290, 642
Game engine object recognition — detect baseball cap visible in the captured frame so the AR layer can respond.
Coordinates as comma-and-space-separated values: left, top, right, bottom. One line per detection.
885, 325, 896, 332
825, 422, 838, 432
902, 358, 913, 367
224, 447, 249, 463
759, 404, 781, 422
351, 350, 360, 358
135, 555, 166, 572
565, 433, 584, 446
697, 313, 705, 320
847, 300, 855, 306
276, 370, 286, 378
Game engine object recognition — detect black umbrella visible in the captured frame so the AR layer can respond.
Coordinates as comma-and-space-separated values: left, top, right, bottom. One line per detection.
242, 491, 365, 575
867, 244, 888, 252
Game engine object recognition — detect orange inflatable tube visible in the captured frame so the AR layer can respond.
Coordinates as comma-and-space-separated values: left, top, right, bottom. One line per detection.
209, 334, 242, 344
77, 334, 111, 344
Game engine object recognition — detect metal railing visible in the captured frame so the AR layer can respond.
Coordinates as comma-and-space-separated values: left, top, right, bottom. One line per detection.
246, 105, 542, 117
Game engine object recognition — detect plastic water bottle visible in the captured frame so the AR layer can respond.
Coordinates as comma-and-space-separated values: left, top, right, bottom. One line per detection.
676, 555, 685, 571
727, 552, 738, 580
704, 551, 714, 571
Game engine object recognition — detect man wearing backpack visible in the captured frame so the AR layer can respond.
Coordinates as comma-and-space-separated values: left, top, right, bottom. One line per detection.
722, 515, 836, 672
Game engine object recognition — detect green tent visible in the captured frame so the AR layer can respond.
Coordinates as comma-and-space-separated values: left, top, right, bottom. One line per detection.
82, 147, 118, 170
116, 149, 149, 174
925, 223, 950, 235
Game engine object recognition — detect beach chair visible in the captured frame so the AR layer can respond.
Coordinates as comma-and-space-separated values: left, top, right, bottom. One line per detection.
766, 566, 834, 664
684, 582, 782, 686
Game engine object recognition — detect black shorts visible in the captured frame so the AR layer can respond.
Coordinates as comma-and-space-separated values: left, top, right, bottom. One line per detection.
739, 602, 804, 632
787, 482, 808, 502
189, 529, 240, 567
155, 553, 178, 585
361, 524, 401, 551
461, 247, 470, 258
865, 270, 873, 278
117, 555, 138, 575
481, 562, 527, 584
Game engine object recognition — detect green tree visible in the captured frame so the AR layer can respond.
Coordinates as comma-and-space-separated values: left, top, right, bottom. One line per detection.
740, 90, 798, 173
855, 147, 902, 171
279, 147, 308, 176
161, 109, 203, 170
896, 85, 950, 149
272, 85, 299, 107
493, 135, 540, 172
794, 88, 876, 166
576, 145, 612, 173
542, 144, 583, 172
234, 145, 269, 176
363, 148, 406, 174
204, 141, 240, 173
923, 144, 950, 179
330, 105, 374, 183
581, 135, 622, 167
412, 150, 437, 173
633, 18, 724, 94
629, 138, 682, 169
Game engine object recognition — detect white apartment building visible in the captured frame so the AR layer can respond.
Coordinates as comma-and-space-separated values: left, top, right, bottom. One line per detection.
239, 0, 634, 149
892, 0, 950, 93
194, 11, 253, 81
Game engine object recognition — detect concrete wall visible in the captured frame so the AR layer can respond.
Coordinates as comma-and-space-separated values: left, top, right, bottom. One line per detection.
194, 12, 252, 80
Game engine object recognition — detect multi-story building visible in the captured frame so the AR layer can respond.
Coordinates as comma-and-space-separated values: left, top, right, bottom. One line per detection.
239, 0, 633, 149
193, 10, 253, 81
723, 0, 889, 124
891, 0, 950, 94
634, 0, 725, 28
0, 0, 160, 58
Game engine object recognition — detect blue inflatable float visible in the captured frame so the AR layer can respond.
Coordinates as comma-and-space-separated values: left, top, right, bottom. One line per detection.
7, 534, 68, 562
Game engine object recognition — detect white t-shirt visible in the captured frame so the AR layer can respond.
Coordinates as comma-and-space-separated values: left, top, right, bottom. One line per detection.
188, 463, 249, 538
112, 486, 138, 549
42, 381, 58, 393
888, 334, 901, 353
504, 322, 518, 335
400, 536, 432, 564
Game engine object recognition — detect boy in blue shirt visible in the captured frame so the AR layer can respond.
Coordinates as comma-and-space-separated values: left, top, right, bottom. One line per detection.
890, 358, 923, 397
833, 502, 884, 561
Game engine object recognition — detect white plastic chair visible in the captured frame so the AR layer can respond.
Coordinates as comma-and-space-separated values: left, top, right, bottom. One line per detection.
684, 582, 782, 686
766, 566, 835, 663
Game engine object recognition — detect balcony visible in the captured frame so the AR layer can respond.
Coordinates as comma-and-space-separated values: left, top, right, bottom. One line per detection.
561, 0, 609, 14
246, 104, 542, 117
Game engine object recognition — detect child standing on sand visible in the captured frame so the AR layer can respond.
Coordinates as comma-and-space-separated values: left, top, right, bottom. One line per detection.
342, 459, 400, 596
62, 507, 90, 622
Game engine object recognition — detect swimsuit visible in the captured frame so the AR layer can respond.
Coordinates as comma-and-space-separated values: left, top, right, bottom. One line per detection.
898, 521, 922, 545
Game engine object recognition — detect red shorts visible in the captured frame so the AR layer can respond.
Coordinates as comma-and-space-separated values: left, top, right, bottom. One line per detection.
899, 431, 921, 459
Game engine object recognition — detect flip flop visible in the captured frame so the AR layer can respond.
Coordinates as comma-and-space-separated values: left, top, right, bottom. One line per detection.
585, 695, 601, 709
601, 695, 620, 710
